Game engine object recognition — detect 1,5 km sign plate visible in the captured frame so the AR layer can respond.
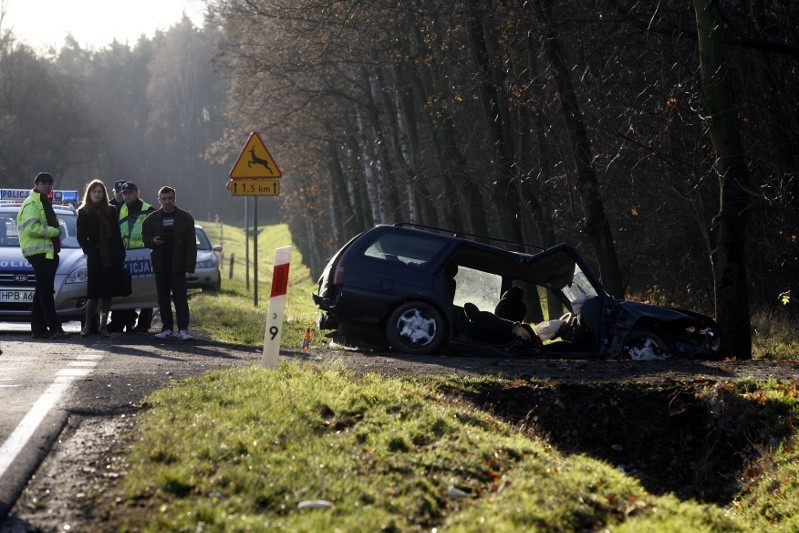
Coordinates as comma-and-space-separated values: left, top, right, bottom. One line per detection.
229, 179, 279, 196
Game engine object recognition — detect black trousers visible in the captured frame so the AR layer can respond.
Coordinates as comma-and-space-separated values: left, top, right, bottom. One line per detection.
137, 307, 153, 328
27, 253, 60, 333
155, 271, 190, 331
108, 309, 137, 331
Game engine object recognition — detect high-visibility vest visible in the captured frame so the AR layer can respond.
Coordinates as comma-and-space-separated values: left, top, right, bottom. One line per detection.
16, 192, 60, 259
119, 200, 154, 249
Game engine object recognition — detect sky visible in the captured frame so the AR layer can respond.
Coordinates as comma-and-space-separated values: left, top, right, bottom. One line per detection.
1, 0, 206, 52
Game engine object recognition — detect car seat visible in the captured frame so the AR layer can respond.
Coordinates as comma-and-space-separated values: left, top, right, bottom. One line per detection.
464, 302, 542, 352
464, 302, 515, 343
495, 287, 526, 322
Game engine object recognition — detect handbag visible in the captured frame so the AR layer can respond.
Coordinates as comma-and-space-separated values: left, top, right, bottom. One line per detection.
116, 267, 133, 297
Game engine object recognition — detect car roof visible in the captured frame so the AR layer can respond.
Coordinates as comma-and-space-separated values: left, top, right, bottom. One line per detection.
0, 204, 77, 214
0, 204, 76, 213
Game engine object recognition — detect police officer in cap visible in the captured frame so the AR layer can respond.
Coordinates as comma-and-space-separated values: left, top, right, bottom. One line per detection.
110, 180, 126, 208
107, 181, 155, 333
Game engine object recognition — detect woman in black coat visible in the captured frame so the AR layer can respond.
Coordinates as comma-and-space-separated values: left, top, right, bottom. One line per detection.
77, 179, 126, 337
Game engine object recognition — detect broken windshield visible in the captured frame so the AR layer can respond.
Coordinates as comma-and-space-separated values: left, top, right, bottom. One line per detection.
561, 263, 599, 302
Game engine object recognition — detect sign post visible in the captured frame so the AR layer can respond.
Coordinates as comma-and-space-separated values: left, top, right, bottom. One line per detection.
228, 131, 283, 307
262, 246, 292, 368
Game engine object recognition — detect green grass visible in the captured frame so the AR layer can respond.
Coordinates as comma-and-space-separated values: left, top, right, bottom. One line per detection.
191, 220, 323, 349
102, 363, 759, 532
751, 308, 799, 360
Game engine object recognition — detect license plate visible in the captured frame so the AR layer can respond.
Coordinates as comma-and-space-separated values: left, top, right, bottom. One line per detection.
0, 289, 35, 302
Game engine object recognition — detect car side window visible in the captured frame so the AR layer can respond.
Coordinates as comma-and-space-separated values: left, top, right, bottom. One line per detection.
58, 213, 80, 248
195, 228, 212, 250
362, 233, 446, 268
0, 215, 19, 247
452, 266, 502, 311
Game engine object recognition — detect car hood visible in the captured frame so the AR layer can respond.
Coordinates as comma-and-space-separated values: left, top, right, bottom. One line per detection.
197, 250, 217, 262
607, 299, 717, 355
616, 299, 715, 325
57, 249, 87, 273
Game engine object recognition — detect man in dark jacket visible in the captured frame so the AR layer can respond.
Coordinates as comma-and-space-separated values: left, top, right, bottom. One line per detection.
142, 186, 197, 340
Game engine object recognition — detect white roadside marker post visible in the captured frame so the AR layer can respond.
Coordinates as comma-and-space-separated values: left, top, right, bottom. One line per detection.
263, 246, 292, 368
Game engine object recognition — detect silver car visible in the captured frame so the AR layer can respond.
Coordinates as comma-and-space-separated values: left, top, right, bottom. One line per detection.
0, 190, 158, 324
187, 225, 222, 292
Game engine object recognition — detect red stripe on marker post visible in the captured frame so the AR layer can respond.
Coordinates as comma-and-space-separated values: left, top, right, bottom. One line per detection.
263, 246, 292, 368
270, 263, 290, 297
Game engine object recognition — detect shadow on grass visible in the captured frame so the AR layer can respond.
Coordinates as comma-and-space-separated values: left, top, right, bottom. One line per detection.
442, 379, 794, 504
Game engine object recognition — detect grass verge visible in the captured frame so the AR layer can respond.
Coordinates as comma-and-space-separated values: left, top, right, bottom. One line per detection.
99, 363, 760, 532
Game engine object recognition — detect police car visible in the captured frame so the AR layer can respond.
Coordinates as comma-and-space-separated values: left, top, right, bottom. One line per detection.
0, 188, 158, 324
187, 225, 222, 292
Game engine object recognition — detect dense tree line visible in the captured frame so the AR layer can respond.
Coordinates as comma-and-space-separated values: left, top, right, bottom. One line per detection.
0, 14, 235, 222
207, 0, 799, 358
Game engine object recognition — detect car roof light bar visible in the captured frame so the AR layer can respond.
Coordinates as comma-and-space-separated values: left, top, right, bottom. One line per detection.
0, 189, 80, 205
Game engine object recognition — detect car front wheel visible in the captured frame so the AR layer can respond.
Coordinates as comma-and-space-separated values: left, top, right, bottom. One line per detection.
621, 329, 670, 360
386, 301, 445, 355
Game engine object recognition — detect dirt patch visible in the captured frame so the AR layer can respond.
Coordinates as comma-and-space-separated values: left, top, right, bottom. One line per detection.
3, 416, 136, 533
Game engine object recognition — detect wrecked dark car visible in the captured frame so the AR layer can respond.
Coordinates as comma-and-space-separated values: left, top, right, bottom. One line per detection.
313, 223, 721, 360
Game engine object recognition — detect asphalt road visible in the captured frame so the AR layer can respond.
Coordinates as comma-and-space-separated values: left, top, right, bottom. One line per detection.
0, 323, 261, 524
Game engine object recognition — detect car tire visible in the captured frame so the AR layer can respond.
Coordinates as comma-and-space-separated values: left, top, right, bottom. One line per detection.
621, 329, 670, 360
386, 301, 445, 355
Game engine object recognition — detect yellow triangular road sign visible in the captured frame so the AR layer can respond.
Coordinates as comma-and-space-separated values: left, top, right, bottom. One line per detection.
229, 132, 282, 179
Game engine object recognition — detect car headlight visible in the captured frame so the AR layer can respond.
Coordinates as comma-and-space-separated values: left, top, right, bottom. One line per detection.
65, 265, 89, 284
196, 258, 217, 269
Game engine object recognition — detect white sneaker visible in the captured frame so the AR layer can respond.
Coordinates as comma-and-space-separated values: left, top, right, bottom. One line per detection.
154, 329, 173, 339
178, 329, 193, 341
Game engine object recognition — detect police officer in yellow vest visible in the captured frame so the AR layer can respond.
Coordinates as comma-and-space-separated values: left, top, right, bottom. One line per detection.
16, 172, 71, 339
107, 181, 156, 332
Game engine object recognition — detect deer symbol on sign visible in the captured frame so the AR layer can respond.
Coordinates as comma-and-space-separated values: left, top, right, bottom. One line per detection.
248, 147, 272, 173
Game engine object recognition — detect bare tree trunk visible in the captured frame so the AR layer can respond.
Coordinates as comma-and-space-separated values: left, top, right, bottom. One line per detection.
382, 64, 438, 225
467, 0, 524, 242
536, 0, 625, 298
344, 134, 374, 230
363, 68, 405, 222
694, 0, 752, 359
406, 8, 488, 234
326, 133, 360, 239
